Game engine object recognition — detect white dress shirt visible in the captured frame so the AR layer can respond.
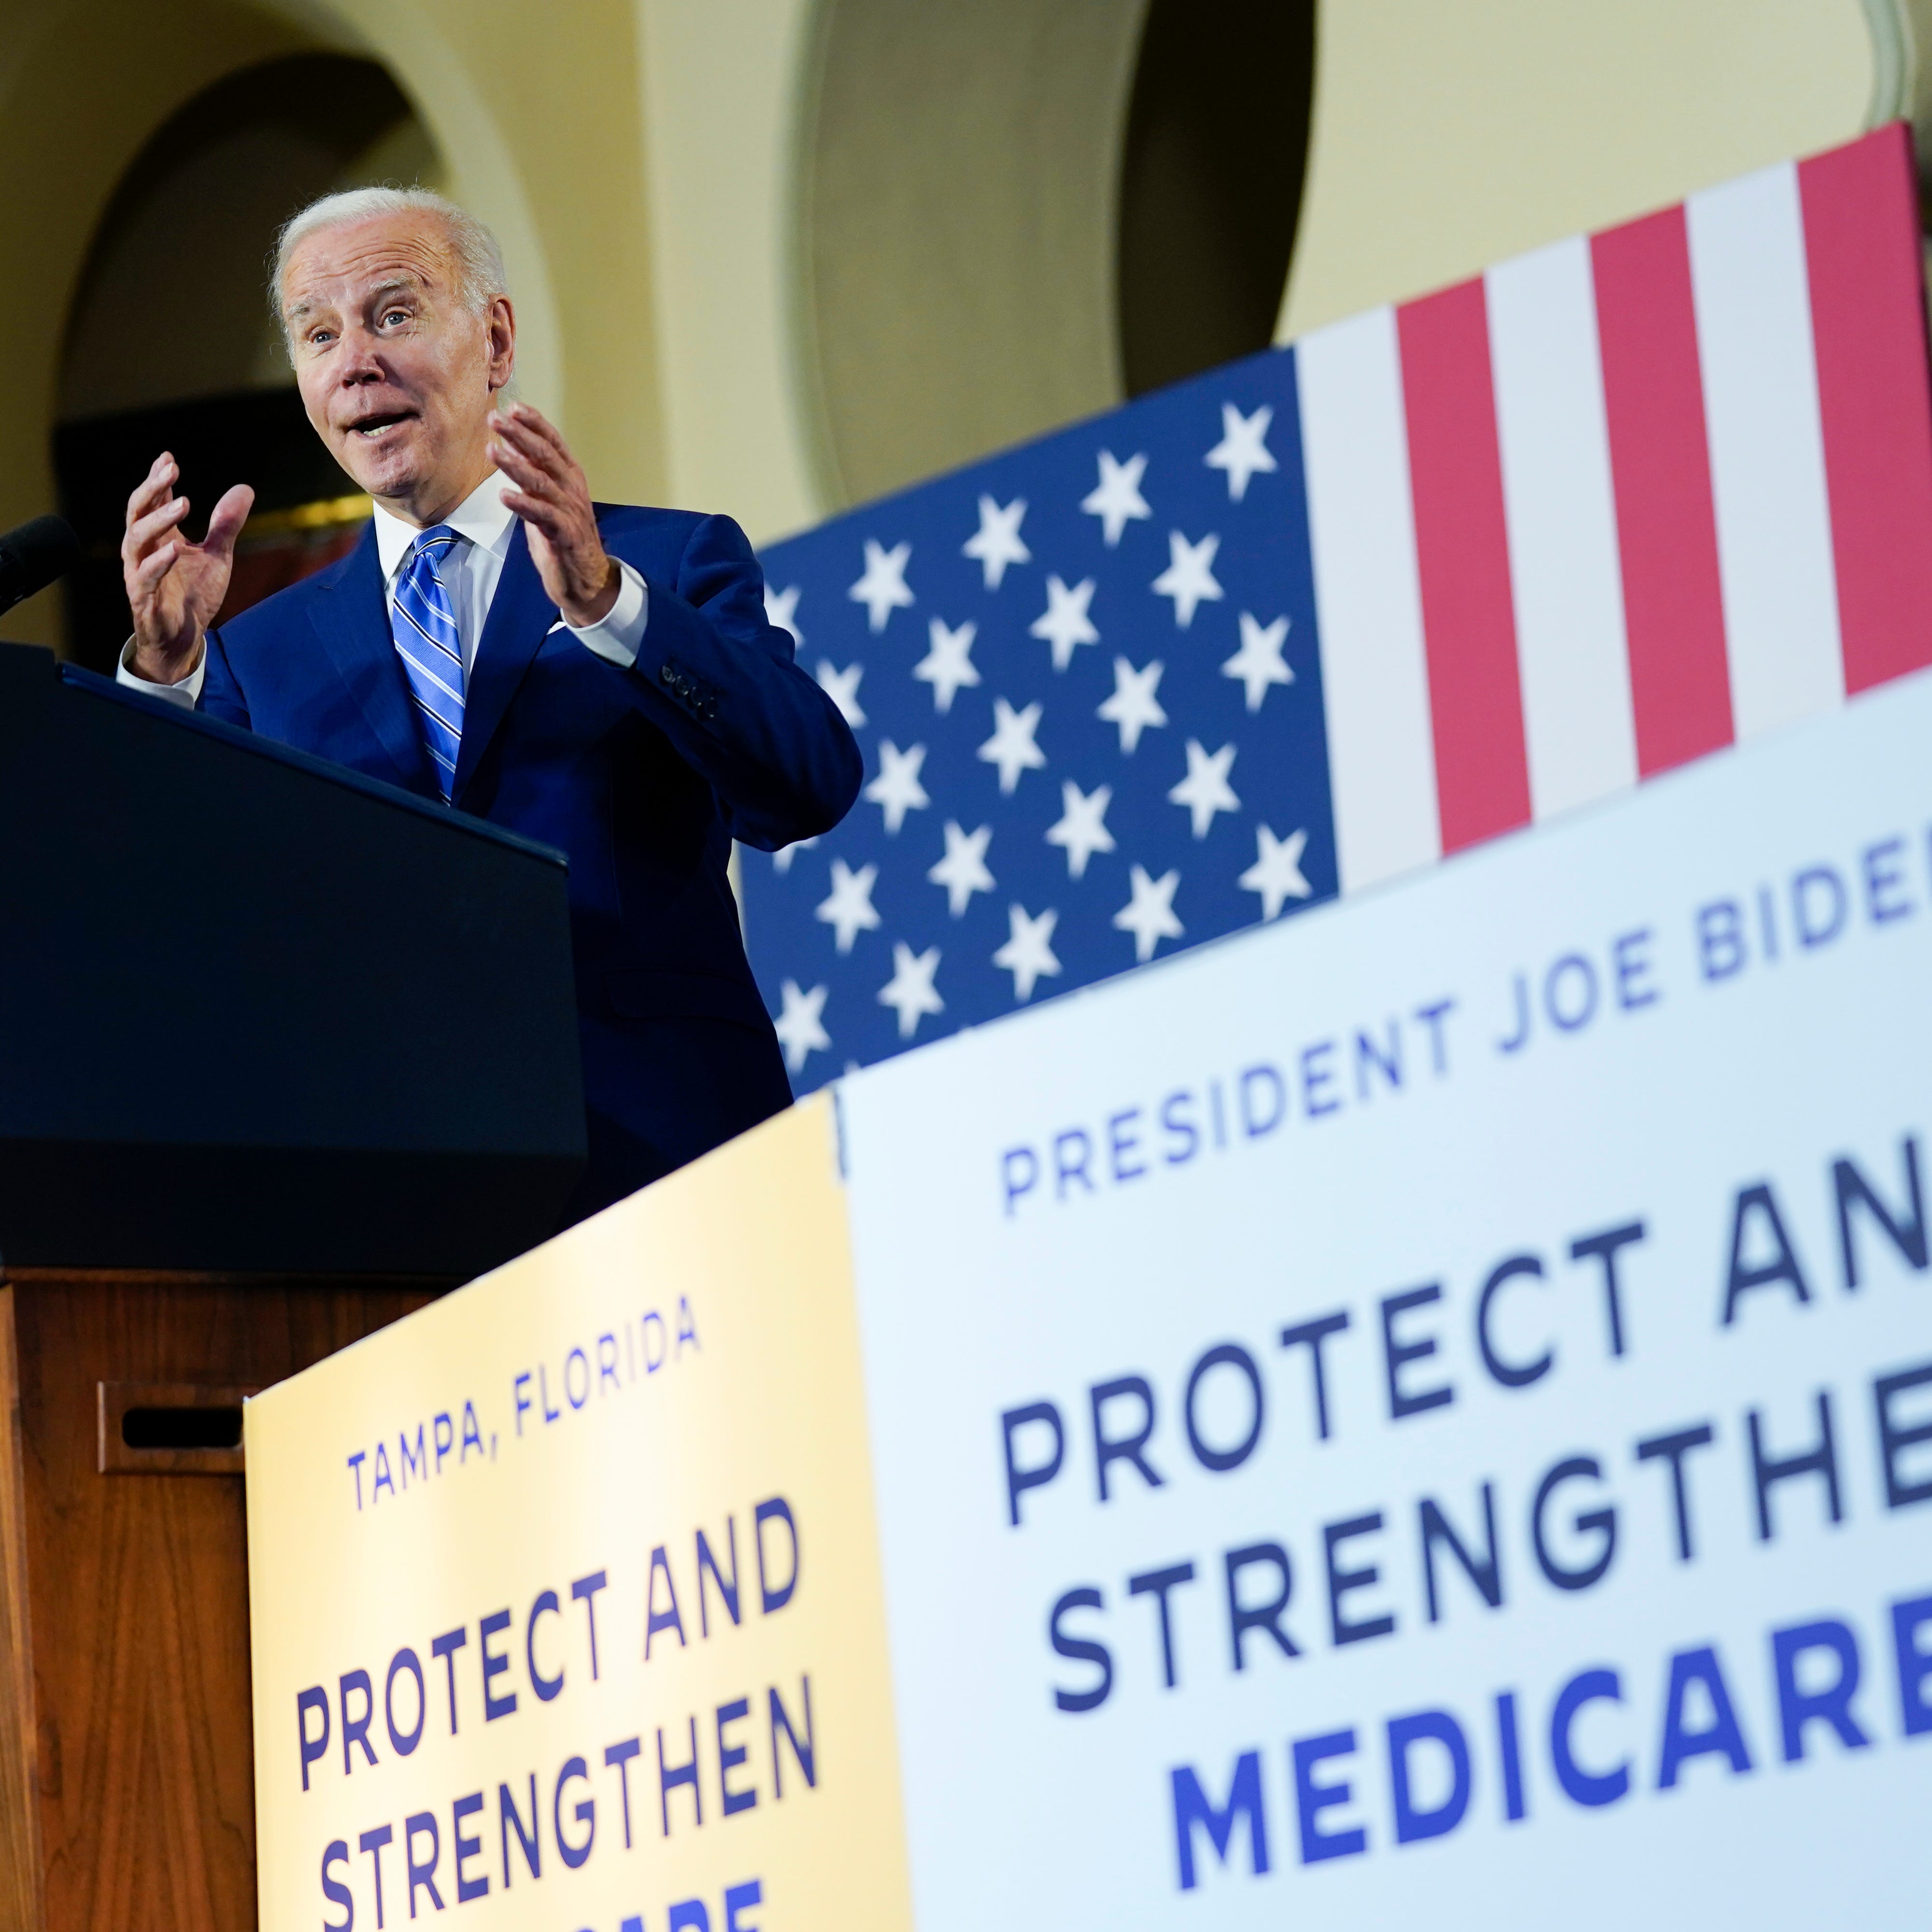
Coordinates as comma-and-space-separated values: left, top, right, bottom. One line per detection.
117, 470, 650, 708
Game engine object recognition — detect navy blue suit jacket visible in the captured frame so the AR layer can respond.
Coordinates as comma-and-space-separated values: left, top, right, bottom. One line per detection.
199, 503, 860, 1224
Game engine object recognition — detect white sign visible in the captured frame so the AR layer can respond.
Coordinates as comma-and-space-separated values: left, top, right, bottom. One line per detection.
838, 671, 1932, 1927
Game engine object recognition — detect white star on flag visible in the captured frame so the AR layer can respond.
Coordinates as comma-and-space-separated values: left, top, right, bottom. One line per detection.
963, 495, 1031, 589
771, 835, 818, 875
863, 740, 930, 833
1029, 574, 1100, 671
927, 820, 996, 916
1239, 824, 1312, 920
878, 941, 943, 1039
1113, 865, 1183, 963
772, 978, 831, 1072
849, 539, 914, 632
914, 617, 980, 713
1081, 449, 1152, 547
1151, 530, 1223, 628
1168, 738, 1240, 838
815, 858, 881, 952
978, 697, 1047, 794
1045, 780, 1116, 879
1205, 401, 1278, 502
815, 658, 867, 727
993, 904, 1062, 1002
765, 583, 802, 644
1097, 656, 1167, 754
1221, 612, 1293, 712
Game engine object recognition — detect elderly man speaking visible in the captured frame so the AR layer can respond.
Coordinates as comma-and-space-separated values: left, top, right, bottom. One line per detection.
118, 187, 861, 1224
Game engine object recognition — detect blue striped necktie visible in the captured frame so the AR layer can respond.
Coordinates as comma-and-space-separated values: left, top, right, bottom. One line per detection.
391, 525, 466, 798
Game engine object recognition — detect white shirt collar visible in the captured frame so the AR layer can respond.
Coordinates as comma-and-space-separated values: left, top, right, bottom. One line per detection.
371, 470, 517, 584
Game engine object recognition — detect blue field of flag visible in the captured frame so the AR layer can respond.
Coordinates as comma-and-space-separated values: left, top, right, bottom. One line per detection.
744, 345, 1339, 1093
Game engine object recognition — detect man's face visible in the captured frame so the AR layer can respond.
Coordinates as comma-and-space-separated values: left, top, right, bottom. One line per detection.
282, 213, 514, 518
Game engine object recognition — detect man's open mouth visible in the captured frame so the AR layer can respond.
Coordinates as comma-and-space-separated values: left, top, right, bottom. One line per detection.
346, 411, 416, 439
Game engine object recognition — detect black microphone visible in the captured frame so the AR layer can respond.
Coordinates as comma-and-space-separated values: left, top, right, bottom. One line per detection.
0, 515, 83, 617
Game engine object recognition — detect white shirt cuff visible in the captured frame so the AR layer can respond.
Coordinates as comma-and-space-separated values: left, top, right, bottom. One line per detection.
117, 636, 205, 708
567, 560, 648, 668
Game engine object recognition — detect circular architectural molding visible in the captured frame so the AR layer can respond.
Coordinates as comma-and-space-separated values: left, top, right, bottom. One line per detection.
795, 0, 1314, 509
796, 0, 1150, 508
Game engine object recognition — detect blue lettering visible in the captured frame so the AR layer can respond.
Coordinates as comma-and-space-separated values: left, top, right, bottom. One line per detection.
1171, 1749, 1269, 1890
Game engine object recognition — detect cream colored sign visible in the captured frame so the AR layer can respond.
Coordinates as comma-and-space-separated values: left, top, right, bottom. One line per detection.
246, 1097, 910, 1932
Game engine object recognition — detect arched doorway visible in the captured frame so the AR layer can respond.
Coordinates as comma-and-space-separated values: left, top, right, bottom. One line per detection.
54, 52, 447, 671
0, 0, 584, 667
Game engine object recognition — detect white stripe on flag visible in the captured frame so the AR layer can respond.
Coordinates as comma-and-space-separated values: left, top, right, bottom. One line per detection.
1686, 159, 1844, 741
1486, 234, 1638, 821
1297, 308, 1441, 893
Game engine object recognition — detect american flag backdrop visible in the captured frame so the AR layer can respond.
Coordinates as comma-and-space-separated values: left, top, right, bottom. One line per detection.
742, 124, 1932, 1094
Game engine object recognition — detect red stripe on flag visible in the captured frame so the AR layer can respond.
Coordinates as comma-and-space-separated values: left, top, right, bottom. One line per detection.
1591, 206, 1734, 773
1800, 124, 1932, 694
1396, 279, 1530, 851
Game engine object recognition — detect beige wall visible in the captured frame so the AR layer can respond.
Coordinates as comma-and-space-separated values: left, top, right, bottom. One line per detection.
1280, 0, 1879, 339
637, 0, 822, 545
0, 0, 1909, 656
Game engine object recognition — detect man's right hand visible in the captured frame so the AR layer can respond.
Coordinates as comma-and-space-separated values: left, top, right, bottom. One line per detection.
123, 453, 255, 685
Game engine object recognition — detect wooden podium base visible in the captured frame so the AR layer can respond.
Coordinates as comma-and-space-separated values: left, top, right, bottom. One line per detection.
0, 1269, 448, 1932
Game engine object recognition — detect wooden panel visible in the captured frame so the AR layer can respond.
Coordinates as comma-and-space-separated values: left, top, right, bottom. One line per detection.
0, 1288, 48, 1932
97, 1384, 256, 1478
3, 1269, 446, 1932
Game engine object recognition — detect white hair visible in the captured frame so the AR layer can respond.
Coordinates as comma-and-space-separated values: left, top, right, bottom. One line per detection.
271, 186, 508, 329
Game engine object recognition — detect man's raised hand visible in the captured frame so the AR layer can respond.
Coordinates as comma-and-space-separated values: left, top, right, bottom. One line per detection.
123, 453, 254, 685
488, 403, 620, 628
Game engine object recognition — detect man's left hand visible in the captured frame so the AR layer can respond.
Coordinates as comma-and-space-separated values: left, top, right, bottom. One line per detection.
488, 402, 620, 627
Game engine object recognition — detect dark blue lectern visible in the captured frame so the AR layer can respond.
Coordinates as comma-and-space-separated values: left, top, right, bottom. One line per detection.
0, 638, 586, 1274
0, 638, 587, 1931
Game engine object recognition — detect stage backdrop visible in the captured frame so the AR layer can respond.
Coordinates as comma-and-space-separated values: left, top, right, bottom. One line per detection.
249, 662, 1932, 1930
740, 123, 1932, 1094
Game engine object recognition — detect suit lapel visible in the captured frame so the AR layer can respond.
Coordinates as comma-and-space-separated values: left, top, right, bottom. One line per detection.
453, 521, 556, 802
310, 525, 438, 795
